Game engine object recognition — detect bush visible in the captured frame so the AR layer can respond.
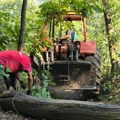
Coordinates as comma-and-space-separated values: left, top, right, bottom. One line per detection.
32, 70, 53, 99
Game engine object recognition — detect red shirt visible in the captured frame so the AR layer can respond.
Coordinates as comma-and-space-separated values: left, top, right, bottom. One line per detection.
0, 50, 32, 73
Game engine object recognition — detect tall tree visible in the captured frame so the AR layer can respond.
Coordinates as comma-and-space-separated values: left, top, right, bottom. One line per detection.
102, 0, 117, 75
18, 0, 27, 52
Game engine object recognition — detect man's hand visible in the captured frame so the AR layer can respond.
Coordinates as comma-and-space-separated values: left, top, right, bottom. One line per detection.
26, 90, 32, 95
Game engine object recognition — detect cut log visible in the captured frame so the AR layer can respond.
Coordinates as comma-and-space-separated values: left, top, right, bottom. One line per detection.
0, 92, 120, 120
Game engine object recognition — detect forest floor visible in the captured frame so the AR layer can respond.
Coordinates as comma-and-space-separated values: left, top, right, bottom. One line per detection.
0, 108, 35, 120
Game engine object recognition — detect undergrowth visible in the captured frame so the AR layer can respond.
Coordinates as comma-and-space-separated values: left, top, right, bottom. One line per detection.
100, 66, 120, 105
100, 79, 120, 104
32, 70, 53, 99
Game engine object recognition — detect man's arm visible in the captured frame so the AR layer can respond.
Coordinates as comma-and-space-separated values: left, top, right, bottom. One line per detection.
26, 71, 33, 95
27, 71, 33, 90
61, 35, 70, 40
16, 71, 33, 92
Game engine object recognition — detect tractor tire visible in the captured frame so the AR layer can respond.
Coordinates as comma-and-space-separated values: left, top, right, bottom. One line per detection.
83, 48, 101, 100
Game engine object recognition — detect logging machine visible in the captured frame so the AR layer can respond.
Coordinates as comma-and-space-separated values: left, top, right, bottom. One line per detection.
35, 11, 101, 100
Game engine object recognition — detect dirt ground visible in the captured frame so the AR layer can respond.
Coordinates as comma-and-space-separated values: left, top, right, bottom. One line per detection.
0, 108, 35, 120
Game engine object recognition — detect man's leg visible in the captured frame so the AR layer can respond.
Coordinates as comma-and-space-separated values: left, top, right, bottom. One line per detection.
0, 77, 6, 94
9, 73, 17, 90
4, 76, 11, 90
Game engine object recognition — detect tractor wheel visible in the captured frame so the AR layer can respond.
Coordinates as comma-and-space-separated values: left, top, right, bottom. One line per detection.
83, 49, 101, 100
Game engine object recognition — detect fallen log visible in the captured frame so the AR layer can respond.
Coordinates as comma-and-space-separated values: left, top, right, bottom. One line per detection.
0, 92, 120, 120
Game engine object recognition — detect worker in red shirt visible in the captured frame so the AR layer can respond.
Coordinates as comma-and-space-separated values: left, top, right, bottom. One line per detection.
0, 50, 33, 95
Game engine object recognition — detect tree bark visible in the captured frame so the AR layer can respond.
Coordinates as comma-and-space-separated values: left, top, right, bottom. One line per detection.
102, 0, 118, 75
18, 0, 27, 52
0, 92, 120, 120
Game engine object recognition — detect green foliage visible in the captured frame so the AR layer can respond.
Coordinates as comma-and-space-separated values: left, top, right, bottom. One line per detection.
0, 0, 22, 50
101, 80, 115, 95
32, 85, 51, 98
0, 65, 10, 79
38, 0, 67, 22
19, 72, 28, 85
114, 63, 120, 78
32, 70, 52, 99
38, 0, 103, 22
18, 69, 53, 99
41, 70, 53, 87
68, 0, 103, 17
100, 62, 120, 104
100, 79, 120, 105
0, 0, 40, 52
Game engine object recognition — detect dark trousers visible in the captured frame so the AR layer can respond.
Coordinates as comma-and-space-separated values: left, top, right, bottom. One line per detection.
4, 73, 16, 90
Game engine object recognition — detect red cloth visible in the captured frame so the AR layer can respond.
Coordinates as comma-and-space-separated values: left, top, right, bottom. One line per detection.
0, 50, 32, 73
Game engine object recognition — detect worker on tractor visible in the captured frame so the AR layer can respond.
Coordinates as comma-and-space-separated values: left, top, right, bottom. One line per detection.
60, 26, 78, 44
59, 25, 78, 60
0, 50, 33, 95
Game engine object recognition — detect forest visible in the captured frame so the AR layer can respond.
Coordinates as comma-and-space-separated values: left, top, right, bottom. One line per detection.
0, 0, 120, 119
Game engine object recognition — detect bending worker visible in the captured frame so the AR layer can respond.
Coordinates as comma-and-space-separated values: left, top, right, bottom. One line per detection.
0, 50, 33, 95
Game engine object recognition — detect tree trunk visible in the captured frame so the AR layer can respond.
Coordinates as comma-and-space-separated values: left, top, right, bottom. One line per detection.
18, 0, 27, 52
102, 0, 118, 76
0, 92, 120, 120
